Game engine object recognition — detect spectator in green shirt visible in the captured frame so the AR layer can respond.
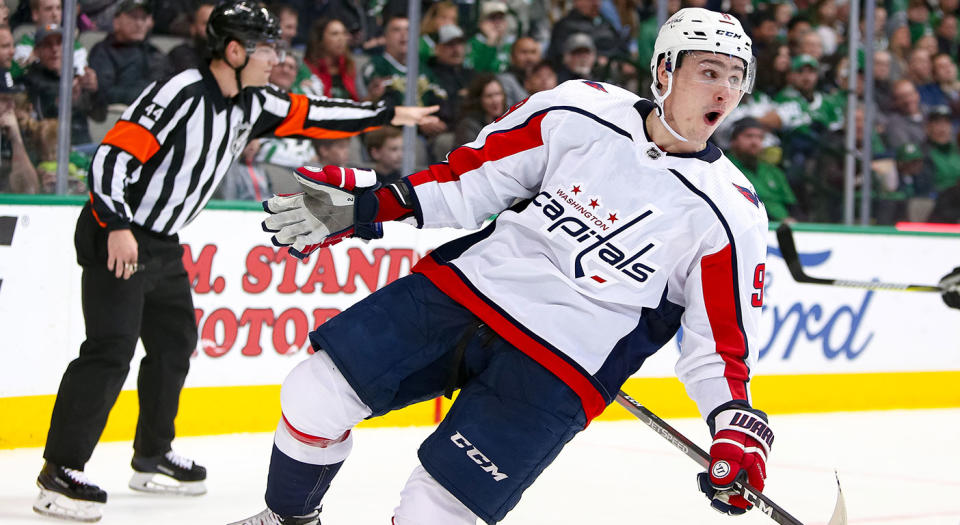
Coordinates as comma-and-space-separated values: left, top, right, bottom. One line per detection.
727, 117, 798, 222
924, 104, 960, 192
466, 1, 512, 73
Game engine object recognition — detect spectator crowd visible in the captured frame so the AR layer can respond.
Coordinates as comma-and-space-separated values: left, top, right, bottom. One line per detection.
2, 0, 960, 224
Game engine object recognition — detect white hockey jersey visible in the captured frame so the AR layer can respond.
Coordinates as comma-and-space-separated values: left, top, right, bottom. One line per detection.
404, 80, 768, 425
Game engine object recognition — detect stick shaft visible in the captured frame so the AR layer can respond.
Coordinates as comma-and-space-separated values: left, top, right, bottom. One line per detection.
615, 392, 805, 525
775, 223, 943, 292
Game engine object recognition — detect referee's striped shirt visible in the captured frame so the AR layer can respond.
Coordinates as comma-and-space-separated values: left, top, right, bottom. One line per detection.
88, 63, 394, 236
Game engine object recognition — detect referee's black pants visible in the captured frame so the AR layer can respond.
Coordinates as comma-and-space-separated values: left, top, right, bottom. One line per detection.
43, 205, 198, 470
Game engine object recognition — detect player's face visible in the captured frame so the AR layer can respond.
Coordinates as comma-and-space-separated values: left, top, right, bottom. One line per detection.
661, 52, 745, 144
242, 42, 282, 87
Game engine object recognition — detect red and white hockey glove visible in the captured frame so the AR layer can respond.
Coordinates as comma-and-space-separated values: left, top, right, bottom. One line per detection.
697, 405, 774, 515
262, 166, 384, 259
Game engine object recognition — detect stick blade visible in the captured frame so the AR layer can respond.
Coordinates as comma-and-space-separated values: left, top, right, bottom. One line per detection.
827, 471, 848, 525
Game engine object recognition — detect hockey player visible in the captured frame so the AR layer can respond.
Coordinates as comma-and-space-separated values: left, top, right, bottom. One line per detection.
233, 8, 771, 525
32, 1, 437, 522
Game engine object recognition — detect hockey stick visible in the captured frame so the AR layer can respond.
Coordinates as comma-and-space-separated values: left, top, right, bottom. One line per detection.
775, 222, 944, 292
615, 391, 847, 525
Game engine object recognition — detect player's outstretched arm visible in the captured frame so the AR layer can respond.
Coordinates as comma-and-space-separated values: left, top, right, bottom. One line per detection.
262, 166, 415, 259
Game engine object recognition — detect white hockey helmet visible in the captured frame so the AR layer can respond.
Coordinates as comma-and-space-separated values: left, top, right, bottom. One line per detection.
649, 8, 755, 141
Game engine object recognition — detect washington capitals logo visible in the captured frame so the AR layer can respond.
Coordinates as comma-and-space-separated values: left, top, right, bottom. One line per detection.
582, 80, 608, 93
533, 188, 662, 287
733, 183, 759, 208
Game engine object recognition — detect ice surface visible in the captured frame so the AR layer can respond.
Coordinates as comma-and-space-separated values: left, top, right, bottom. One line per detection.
1, 409, 958, 524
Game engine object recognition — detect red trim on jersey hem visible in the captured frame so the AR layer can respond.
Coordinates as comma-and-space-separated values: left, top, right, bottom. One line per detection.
407, 112, 547, 187
280, 412, 351, 447
412, 255, 605, 426
700, 244, 749, 400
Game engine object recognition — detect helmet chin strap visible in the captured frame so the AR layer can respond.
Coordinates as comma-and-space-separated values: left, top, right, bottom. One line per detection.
650, 70, 689, 143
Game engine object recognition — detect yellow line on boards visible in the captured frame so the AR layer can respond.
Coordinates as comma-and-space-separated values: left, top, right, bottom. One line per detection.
2, 372, 958, 449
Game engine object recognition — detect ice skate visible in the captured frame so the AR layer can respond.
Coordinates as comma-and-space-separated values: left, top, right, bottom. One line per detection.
32, 462, 108, 522
129, 450, 207, 495
226, 508, 320, 525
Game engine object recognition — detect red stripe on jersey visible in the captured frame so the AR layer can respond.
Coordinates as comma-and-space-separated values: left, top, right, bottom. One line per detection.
413, 256, 606, 426
700, 245, 749, 400
407, 113, 547, 187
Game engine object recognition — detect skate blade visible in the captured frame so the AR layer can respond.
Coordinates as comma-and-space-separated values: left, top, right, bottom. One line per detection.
33, 486, 104, 522
129, 472, 207, 496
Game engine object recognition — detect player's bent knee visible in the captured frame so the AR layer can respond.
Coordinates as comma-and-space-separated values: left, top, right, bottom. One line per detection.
274, 349, 373, 465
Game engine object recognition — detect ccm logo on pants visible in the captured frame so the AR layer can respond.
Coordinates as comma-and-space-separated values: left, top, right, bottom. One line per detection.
449, 431, 509, 482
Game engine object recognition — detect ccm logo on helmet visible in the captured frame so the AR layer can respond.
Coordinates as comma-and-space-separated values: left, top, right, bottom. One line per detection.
450, 431, 509, 482
716, 30, 742, 38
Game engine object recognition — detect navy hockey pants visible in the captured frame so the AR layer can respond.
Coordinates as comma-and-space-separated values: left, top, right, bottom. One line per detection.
311, 273, 588, 524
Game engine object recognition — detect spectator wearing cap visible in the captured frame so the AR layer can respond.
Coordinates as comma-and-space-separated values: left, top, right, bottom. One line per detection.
775, 54, 844, 184
727, 117, 797, 222
21, 24, 103, 146
88, 0, 172, 106
556, 33, 596, 83
423, 24, 475, 151
924, 104, 960, 193
167, 0, 215, 72
0, 66, 39, 193
886, 79, 928, 151
896, 142, 937, 221
466, 1, 513, 73
546, 0, 628, 64
12, 0, 89, 79
496, 36, 542, 107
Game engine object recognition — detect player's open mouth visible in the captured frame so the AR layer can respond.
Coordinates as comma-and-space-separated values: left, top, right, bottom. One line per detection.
704, 111, 722, 125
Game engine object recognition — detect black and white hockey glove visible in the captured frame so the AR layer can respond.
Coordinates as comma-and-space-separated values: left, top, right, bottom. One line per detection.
939, 266, 960, 309
262, 166, 384, 259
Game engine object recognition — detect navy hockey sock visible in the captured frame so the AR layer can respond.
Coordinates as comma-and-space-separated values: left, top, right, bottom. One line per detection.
265, 445, 344, 517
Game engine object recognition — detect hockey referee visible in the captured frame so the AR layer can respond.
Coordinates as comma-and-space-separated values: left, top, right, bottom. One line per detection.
32, 1, 438, 521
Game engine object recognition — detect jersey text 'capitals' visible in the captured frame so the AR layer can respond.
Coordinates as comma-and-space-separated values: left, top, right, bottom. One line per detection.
532, 188, 662, 288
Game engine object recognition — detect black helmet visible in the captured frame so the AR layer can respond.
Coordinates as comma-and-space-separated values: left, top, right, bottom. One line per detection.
207, 0, 281, 59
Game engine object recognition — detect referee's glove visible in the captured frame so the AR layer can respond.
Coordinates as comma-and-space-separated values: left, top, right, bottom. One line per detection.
262, 166, 383, 259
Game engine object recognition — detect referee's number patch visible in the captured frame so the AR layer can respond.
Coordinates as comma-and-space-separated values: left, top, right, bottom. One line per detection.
144, 103, 165, 120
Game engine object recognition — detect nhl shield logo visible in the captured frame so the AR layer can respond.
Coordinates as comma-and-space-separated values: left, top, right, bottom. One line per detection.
646, 147, 662, 160
231, 123, 252, 156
